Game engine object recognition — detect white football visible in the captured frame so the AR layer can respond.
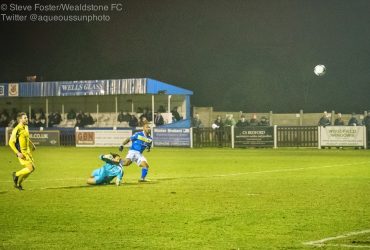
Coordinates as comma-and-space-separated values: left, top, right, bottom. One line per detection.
314, 64, 326, 76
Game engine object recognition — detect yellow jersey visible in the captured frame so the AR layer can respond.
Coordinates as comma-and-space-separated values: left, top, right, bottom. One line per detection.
9, 123, 31, 155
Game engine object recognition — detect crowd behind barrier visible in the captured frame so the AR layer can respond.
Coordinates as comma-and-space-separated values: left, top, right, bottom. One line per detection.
1, 108, 369, 148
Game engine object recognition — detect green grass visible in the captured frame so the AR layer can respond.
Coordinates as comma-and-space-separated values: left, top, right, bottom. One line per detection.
0, 147, 369, 249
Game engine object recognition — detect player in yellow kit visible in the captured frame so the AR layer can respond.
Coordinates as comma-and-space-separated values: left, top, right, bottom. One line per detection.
9, 112, 36, 190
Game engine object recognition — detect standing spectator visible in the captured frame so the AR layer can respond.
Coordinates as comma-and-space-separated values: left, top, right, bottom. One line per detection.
236, 115, 249, 127
318, 111, 330, 127
249, 113, 259, 126
362, 111, 370, 128
191, 113, 202, 128
154, 112, 164, 126
192, 113, 203, 147
334, 113, 345, 126
348, 113, 359, 126
258, 116, 269, 126
363, 111, 370, 150
212, 116, 224, 147
224, 114, 236, 127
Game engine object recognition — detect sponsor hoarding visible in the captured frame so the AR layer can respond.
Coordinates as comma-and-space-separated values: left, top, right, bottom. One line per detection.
153, 128, 191, 147
319, 126, 366, 147
234, 126, 274, 147
75, 130, 132, 147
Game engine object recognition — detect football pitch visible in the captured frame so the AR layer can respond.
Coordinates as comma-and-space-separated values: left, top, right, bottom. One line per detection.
0, 147, 369, 249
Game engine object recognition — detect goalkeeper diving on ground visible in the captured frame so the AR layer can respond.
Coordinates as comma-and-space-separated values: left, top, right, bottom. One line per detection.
87, 153, 124, 186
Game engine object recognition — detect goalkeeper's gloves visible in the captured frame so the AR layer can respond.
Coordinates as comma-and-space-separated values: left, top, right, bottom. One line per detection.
118, 145, 124, 152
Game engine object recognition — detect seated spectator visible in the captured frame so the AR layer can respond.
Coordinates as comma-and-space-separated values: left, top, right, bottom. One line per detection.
318, 111, 330, 127
348, 113, 359, 126
128, 114, 139, 127
236, 115, 249, 127
35, 108, 46, 120
334, 113, 345, 126
249, 114, 259, 126
67, 109, 76, 119
35, 117, 46, 128
48, 112, 62, 127
258, 116, 269, 126
28, 118, 36, 128
171, 107, 182, 122
154, 112, 164, 126
75, 118, 84, 128
84, 112, 95, 126
117, 111, 130, 123
76, 111, 83, 121
140, 108, 151, 122
158, 105, 166, 113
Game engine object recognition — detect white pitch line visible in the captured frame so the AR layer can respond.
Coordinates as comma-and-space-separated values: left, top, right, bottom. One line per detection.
1, 161, 369, 184
211, 161, 370, 178
303, 229, 370, 248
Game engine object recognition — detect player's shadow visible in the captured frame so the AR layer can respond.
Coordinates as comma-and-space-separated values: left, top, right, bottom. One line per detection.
44, 181, 158, 190
43, 185, 96, 190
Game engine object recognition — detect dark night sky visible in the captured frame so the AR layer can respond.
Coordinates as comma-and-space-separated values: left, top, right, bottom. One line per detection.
1, 0, 370, 113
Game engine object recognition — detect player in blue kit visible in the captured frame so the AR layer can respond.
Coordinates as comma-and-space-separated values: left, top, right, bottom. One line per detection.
119, 123, 152, 182
87, 153, 123, 186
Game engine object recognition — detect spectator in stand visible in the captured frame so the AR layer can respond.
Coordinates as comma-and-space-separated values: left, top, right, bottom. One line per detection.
334, 113, 345, 126
348, 113, 359, 126
258, 116, 269, 126
35, 108, 46, 120
76, 111, 83, 121
0, 112, 9, 127
75, 117, 84, 128
67, 109, 76, 120
158, 105, 166, 113
171, 107, 182, 122
249, 113, 259, 126
236, 115, 249, 128
129, 114, 139, 127
154, 112, 164, 126
34, 110, 46, 127
28, 117, 36, 128
84, 112, 95, 126
140, 108, 151, 122
318, 111, 331, 127
118, 111, 130, 123
48, 112, 62, 127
